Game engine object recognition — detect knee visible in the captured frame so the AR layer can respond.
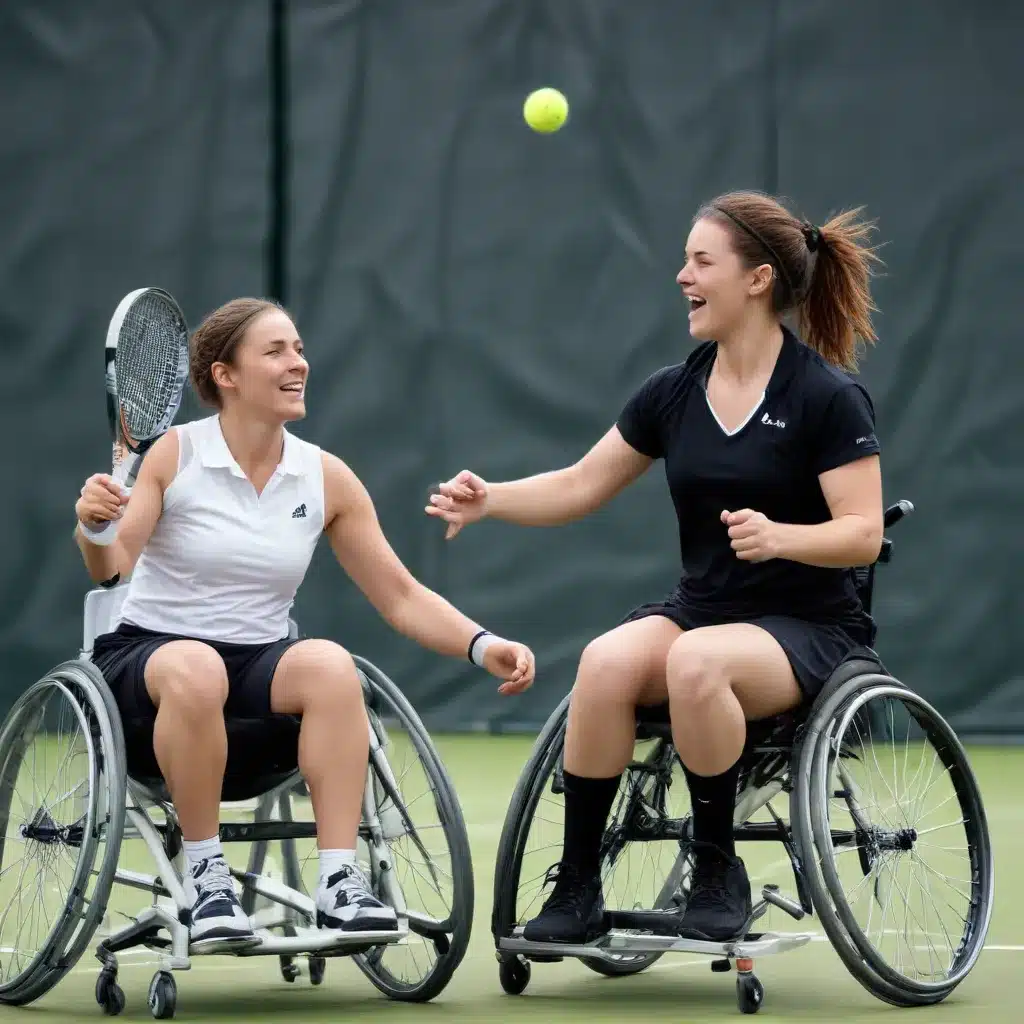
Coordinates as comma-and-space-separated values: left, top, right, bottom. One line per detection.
149, 642, 228, 716
573, 634, 641, 706
665, 637, 726, 709
286, 640, 363, 709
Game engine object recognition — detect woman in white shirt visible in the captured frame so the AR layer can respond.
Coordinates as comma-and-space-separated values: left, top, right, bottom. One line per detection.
75, 297, 535, 949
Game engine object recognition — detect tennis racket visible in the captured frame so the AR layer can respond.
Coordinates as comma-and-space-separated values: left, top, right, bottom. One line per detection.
86, 287, 189, 543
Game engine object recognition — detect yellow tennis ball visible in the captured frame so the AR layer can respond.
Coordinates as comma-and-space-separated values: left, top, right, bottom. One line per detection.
523, 87, 568, 134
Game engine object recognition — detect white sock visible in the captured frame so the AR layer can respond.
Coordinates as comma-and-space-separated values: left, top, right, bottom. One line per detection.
319, 849, 356, 887
184, 836, 223, 872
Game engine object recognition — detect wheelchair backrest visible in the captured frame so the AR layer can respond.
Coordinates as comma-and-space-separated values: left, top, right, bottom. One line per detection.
851, 499, 914, 616
80, 584, 299, 657
82, 585, 128, 655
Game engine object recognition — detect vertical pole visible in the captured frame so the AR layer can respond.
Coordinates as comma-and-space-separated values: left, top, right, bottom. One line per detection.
764, 0, 779, 197
267, 0, 288, 304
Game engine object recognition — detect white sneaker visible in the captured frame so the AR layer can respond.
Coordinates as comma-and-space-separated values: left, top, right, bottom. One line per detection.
184, 856, 256, 948
315, 864, 399, 932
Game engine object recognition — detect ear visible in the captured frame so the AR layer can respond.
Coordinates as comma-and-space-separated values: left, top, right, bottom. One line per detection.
210, 361, 237, 395
748, 263, 775, 298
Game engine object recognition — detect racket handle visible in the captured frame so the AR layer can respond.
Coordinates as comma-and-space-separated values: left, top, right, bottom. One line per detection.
79, 518, 120, 547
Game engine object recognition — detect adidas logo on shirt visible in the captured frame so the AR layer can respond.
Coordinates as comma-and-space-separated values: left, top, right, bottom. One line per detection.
291, 503, 307, 519
761, 412, 786, 429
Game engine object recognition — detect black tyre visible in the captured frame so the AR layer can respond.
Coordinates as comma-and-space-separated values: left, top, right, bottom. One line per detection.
350, 657, 474, 1003
499, 955, 531, 995
0, 660, 126, 1006
492, 697, 693, 979
793, 672, 993, 1006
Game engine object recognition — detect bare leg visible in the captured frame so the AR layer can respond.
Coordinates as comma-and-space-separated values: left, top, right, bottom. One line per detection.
563, 616, 683, 777
270, 639, 369, 850
144, 641, 229, 842
665, 623, 802, 777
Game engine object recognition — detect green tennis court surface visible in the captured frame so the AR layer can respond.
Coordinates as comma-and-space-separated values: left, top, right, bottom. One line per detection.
19, 738, 1023, 1023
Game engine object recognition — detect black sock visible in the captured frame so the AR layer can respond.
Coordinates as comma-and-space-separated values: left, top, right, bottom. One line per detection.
560, 770, 622, 879
683, 760, 742, 859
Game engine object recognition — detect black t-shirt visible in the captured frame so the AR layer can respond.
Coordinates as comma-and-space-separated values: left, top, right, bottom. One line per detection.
617, 328, 881, 629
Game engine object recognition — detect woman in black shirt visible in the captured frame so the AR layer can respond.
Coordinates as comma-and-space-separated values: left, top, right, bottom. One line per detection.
427, 190, 883, 944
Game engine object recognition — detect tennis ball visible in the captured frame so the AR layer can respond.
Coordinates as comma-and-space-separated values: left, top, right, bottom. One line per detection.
523, 87, 569, 134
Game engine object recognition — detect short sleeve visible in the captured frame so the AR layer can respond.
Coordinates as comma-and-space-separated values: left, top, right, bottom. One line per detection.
811, 383, 881, 475
616, 369, 669, 459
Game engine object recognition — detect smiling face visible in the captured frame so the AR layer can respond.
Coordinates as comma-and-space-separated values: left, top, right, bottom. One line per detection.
676, 216, 775, 341
211, 309, 308, 421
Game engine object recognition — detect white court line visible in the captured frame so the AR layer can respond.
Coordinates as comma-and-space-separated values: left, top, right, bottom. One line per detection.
644, 937, 1023, 975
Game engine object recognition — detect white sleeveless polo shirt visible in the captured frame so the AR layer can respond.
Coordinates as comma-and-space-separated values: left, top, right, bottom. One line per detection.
117, 414, 325, 644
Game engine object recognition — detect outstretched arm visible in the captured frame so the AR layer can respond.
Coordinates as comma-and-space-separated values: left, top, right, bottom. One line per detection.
323, 453, 534, 694
426, 425, 653, 537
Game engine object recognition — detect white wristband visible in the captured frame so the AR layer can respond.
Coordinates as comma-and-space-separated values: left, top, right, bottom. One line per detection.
79, 518, 120, 547
469, 630, 503, 667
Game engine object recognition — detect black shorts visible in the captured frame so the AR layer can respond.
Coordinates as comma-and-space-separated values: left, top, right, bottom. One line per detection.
622, 590, 874, 701
92, 622, 303, 724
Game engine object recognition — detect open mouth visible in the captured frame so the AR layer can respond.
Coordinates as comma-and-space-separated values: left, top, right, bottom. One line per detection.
280, 382, 304, 396
688, 296, 707, 312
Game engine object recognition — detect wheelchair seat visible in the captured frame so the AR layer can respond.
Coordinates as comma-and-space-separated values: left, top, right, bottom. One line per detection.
81, 584, 305, 803
126, 715, 303, 804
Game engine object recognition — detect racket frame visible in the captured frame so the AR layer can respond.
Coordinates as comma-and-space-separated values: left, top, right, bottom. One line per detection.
103, 286, 188, 491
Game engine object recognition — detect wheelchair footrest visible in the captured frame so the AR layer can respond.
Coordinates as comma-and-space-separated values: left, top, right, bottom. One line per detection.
500, 928, 814, 961
604, 909, 683, 935
237, 924, 408, 957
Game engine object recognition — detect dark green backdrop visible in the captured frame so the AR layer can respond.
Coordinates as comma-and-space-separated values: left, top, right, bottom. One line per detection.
1, 1, 1020, 738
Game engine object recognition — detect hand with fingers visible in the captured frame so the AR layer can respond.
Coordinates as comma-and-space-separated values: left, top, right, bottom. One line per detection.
76, 474, 129, 530
722, 508, 783, 562
480, 638, 536, 696
425, 470, 489, 540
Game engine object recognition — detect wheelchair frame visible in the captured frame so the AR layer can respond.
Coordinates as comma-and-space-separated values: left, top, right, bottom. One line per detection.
491, 500, 995, 1015
0, 584, 474, 1019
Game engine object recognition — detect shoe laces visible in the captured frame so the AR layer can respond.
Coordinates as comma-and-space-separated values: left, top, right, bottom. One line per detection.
685, 844, 736, 912
325, 864, 376, 903
541, 862, 596, 915
192, 856, 233, 896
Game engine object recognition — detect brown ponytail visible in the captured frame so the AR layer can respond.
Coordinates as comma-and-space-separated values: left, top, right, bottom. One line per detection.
799, 208, 881, 370
698, 191, 883, 371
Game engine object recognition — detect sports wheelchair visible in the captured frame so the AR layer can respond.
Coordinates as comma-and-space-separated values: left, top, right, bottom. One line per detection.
0, 584, 473, 1019
492, 500, 994, 1015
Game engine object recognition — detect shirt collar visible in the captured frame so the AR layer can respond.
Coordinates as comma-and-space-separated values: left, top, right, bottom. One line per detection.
199, 415, 303, 477
764, 325, 802, 398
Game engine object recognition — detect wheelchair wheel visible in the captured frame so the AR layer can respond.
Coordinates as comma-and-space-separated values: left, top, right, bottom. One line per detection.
348, 656, 474, 1003
793, 672, 992, 1007
0, 660, 126, 1005
492, 696, 693, 979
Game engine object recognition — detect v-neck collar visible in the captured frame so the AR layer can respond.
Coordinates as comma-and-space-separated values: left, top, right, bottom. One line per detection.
702, 327, 799, 437
705, 388, 765, 437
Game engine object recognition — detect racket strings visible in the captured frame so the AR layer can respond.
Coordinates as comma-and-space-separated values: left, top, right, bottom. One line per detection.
116, 293, 188, 441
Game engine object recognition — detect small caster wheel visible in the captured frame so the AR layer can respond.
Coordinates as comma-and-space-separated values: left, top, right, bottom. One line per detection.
737, 972, 764, 1014
96, 967, 125, 1016
498, 955, 531, 996
148, 971, 177, 1020
280, 955, 300, 983
308, 956, 326, 986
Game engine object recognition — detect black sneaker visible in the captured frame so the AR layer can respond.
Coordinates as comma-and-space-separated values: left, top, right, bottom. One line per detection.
677, 844, 752, 942
522, 863, 605, 943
